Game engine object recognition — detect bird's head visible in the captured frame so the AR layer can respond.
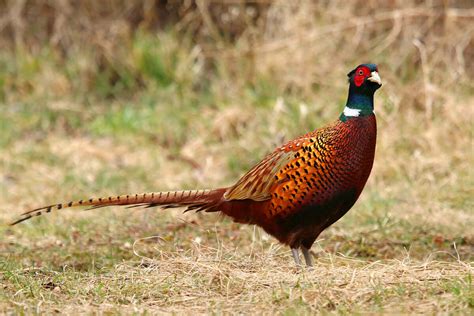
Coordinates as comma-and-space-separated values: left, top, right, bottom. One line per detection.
347, 63, 382, 94
340, 63, 382, 120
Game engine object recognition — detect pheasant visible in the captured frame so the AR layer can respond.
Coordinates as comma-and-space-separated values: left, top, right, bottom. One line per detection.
11, 64, 382, 267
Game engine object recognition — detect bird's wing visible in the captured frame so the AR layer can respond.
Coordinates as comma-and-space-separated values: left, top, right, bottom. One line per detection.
223, 134, 314, 201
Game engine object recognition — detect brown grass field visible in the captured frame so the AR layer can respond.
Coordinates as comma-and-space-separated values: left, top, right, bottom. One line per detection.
1, 1, 473, 314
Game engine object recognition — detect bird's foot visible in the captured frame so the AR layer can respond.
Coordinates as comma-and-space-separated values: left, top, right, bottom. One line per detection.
302, 246, 313, 268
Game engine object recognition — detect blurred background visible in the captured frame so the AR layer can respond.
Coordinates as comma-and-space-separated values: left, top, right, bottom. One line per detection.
1, 0, 473, 273
1, 0, 473, 313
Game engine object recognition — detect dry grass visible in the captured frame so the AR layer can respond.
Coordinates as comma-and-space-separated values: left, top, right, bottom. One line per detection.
2, 247, 472, 314
1, 0, 473, 314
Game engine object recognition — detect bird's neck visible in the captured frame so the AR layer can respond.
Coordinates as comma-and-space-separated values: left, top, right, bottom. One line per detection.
339, 90, 374, 122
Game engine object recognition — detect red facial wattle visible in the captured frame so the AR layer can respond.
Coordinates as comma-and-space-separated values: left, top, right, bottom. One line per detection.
354, 66, 371, 87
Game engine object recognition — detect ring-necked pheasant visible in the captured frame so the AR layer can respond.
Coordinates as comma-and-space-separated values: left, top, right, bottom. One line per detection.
11, 64, 382, 267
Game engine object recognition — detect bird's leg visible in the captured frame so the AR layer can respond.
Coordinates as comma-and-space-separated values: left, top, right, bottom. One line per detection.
291, 248, 301, 266
302, 246, 313, 267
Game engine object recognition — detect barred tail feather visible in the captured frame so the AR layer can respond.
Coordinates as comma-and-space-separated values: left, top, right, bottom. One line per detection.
10, 189, 226, 226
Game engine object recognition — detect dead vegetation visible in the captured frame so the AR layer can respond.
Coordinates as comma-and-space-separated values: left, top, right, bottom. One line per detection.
2, 247, 472, 314
1, 0, 473, 314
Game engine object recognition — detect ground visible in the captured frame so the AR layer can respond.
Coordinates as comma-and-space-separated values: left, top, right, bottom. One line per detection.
1, 1, 473, 314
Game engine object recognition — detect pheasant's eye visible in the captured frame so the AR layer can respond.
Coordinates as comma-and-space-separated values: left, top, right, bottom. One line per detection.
358, 69, 364, 75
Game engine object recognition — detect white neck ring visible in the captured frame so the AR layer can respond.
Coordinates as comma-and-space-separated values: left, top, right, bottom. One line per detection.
343, 107, 361, 117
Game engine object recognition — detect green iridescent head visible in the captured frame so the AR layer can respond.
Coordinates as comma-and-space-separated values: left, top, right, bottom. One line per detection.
340, 64, 382, 122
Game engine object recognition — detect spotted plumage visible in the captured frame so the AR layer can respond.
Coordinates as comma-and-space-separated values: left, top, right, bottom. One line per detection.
11, 64, 382, 267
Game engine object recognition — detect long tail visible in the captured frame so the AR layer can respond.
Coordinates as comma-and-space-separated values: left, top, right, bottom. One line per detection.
10, 189, 227, 226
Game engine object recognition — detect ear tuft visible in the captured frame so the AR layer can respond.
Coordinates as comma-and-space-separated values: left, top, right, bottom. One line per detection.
347, 68, 356, 78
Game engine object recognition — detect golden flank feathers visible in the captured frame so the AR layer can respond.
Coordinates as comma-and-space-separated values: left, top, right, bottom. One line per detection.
224, 149, 296, 201
223, 133, 321, 202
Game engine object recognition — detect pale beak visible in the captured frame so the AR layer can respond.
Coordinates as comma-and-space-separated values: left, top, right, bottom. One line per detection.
367, 71, 382, 85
